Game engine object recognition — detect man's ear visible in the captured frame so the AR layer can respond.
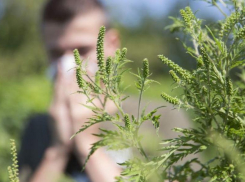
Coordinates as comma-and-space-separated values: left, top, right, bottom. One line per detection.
104, 29, 120, 56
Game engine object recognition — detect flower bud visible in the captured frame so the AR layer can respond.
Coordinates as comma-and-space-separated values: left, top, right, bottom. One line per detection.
73, 49, 82, 66
226, 77, 233, 96
97, 26, 106, 74
106, 56, 112, 75
143, 58, 149, 79
161, 92, 180, 105
169, 70, 180, 84
124, 114, 131, 131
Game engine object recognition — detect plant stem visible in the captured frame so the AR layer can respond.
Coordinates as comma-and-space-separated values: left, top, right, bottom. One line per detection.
138, 140, 148, 161
113, 98, 125, 116
192, 38, 200, 57
213, 1, 227, 18
137, 78, 145, 122
84, 91, 97, 108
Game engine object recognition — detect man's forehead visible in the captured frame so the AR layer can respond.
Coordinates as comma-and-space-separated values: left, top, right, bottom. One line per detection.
43, 10, 106, 49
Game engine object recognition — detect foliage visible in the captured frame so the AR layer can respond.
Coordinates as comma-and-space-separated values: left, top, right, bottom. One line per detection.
73, 0, 245, 181
0, 76, 51, 182
0, 0, 47, 80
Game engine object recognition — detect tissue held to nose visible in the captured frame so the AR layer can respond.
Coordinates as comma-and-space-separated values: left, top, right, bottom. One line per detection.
47, 54, 98, 80
60, 54, 76, 76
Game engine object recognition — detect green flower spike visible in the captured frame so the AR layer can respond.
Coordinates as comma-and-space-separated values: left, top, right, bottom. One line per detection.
86, 81, 96, 92
180, 8, 192, 29
74, 49, 86, 89
76, 67, 86, 89
226, 77, 233, 96
97, 26, 106, 74
106, 56, 112, 75
169, 70, 181, 84
8, 139, 19, 182
220, 12, 240, 37
120, 48, 127, 61
236, 27, 245, 39
73, 49, 82, 66
161, 92, 180, 105
185, 7, 195, 20
159, 55, 192, 83
200, 46, 210, 68
143, 58, 149, 79
124, 114, 131, 131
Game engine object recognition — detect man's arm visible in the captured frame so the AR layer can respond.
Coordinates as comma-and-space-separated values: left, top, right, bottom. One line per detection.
29, 67, 73, 182
29, 146, 69, 182
72, 127, 121, 182
69, 91, 122, 182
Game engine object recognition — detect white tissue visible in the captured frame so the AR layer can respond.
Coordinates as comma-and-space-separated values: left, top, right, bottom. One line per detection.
46, 54, 98, 81
60, 54, 76, 77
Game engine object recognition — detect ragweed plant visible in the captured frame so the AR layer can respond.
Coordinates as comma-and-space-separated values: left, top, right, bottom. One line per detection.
158, 0, 245, 181
7, 139, 19, 182
72, 0, 245, 181
72, 26, 162, 178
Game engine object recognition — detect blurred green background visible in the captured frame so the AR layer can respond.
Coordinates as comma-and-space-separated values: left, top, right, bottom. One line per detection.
0, 0, 223, 181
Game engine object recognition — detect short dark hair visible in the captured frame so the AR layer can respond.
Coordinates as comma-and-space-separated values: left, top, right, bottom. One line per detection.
42, 0, 105, 24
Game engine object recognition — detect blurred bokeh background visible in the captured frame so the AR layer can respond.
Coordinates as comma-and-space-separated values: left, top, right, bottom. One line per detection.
0, 0, 227, 181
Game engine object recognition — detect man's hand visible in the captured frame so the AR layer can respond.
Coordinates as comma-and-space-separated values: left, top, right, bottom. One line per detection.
46, 63, 121, 182
30, 64, 74, 182
66, 70, 101, 156
67, 69, 122, 182
49, 64, 73, 151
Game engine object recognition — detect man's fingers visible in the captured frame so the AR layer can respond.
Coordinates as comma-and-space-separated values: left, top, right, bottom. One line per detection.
52, 62, 69, 103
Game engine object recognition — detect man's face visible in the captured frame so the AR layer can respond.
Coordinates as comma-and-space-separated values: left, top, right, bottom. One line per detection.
43, 10, 119, 77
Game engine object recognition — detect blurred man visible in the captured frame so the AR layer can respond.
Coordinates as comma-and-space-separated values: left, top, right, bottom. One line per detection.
19, 0, 121, 181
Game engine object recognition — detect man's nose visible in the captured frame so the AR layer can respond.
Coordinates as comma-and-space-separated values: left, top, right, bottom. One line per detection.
63, 50, 74, 57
